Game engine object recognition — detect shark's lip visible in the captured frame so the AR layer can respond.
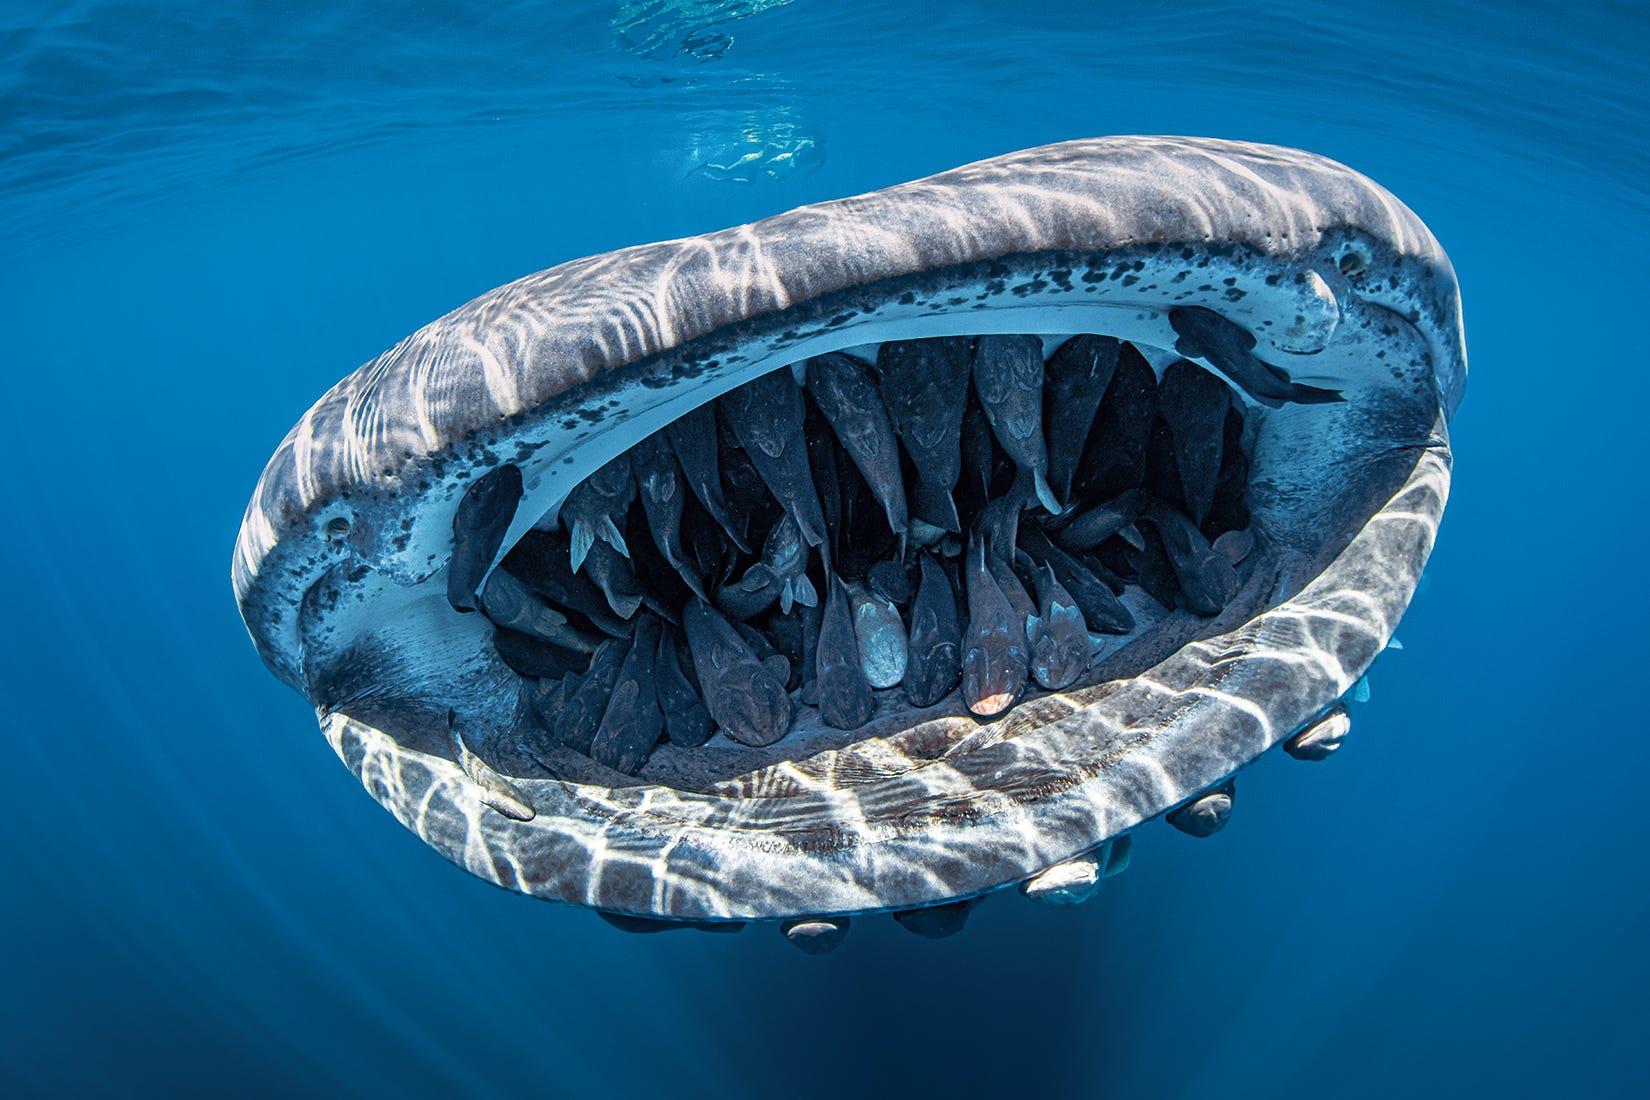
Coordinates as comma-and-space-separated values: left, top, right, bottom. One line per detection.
233, 136, 1462, 924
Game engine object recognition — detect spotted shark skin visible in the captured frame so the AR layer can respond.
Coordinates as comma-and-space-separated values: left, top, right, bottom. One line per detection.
234, 136, 1463, 922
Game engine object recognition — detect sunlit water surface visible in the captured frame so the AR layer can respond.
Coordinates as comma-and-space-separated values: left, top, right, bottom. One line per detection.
3, 2, 1647, 1096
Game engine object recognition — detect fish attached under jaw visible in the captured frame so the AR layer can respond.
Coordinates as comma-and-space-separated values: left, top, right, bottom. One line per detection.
234, 136, 1464, 946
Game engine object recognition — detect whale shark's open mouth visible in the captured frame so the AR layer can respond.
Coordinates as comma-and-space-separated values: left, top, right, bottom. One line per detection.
474, 330, 1289, 780
234, 137, 1463, 951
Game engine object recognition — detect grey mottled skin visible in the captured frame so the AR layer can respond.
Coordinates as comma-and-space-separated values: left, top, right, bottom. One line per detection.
235, 137, 1463, 923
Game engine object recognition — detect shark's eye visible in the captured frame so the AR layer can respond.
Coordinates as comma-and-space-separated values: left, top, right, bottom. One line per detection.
234, 137, 1465, 951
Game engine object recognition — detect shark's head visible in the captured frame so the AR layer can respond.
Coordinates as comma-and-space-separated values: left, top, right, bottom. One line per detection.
234, 136, 1463, 947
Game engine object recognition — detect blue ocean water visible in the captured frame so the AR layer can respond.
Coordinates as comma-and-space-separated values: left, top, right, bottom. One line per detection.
3, 1, 1647, 1095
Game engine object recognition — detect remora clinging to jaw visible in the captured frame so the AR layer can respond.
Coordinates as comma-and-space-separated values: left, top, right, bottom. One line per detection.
629, 431, 705, 600
666, 404, 750, 553
446, 464, 522, 612
714, 513, 816, 622
805, 352, 910, 551
972, 334, 1060, 513
682, 598, 792, 747
235, 137, 1465, 926
1043, 335, 1120, 504
961, 533, 1029, 718
875, 336, 972, 534
903, 552, 962, 708
720, 367, 828, 549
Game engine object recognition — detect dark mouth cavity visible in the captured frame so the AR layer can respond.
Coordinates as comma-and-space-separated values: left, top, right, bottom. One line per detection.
451, 332, 1258, 780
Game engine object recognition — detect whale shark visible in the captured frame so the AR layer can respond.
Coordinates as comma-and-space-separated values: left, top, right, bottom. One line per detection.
234, 136, 1464, 950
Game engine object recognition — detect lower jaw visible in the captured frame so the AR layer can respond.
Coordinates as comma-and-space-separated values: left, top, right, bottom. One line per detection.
307, 299, 1450, 927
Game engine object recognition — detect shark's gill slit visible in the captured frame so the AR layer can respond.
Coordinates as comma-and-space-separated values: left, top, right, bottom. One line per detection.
235, 138, 1463, 949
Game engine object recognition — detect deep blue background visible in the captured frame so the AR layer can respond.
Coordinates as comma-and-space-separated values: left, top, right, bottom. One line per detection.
3, 2, 1646, 1096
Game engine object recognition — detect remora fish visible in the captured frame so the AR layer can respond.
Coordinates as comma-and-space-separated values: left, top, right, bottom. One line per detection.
986, 551, 1036, 628
805, 352, 910, 551
558, 634, 632, 754
657, 628, 715, 748
561, 454, 634, 574
1144, 501, 1241, 615
1019, 525, 1135, 634
875, 337, 972, 533
1043, 335, 1121, 503
1025, 562, 1089, 691
580, 537, 646, 620
803, 399, 844, 568
665, 403, 750, 552
816, 575, 876, 730
1156, 358, 1232, 527
682, 598, 793, 747
1053, 488, 1148, 553
630, 431, 706, 599
714, 514, 818, 621
1168, 305, 1343, 407
1075, 342, 1157, 502
972, 334, 1060, 512
846, 580, 908, 689
590, 615, 665, 774
447, 464, 523, 613
478, 569, 600, 652
721, 370, 828, 548
903, 552, 962, 708
502, 530, 628, 637
961, 534, 1028, 718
